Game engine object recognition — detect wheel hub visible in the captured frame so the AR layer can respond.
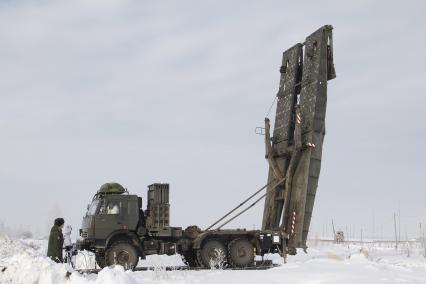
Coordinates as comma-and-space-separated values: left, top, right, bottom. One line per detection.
116, 250, 130, 265
208, 248, 223, 261
237, 247, 247, 258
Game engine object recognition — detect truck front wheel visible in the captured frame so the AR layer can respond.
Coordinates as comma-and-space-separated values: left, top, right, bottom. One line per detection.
105, 241, 139, 269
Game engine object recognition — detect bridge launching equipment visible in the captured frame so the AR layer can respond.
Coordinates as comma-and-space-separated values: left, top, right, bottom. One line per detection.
262, 25, 336, 255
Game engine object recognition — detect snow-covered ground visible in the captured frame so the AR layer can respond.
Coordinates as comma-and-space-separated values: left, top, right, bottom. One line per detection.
1, 236, 425, 284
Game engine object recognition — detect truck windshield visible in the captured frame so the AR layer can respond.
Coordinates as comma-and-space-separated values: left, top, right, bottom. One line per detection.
87, 200, 100, 216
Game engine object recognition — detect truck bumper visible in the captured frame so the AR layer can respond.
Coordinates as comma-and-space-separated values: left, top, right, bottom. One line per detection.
76, 239, 95, 251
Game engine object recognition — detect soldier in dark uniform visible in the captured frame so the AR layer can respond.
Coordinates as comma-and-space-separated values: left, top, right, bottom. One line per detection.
47, 218, 64, 263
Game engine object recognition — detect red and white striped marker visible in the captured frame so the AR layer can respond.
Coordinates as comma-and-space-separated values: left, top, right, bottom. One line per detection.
296, 113, 301, 124
306, 142, 316, 148
290, 211, 296, 236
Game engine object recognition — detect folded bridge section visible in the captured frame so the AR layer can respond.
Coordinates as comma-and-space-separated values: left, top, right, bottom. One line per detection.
262, 25, 336, 253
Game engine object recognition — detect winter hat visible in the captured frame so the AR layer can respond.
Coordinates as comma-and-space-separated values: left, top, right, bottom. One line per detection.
54, 218, 65, 226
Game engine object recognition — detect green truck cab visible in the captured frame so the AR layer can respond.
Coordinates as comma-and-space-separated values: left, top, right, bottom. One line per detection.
77, 183, 181, 268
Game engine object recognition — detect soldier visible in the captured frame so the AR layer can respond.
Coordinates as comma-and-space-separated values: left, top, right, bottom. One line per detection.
47, 218, 64, 263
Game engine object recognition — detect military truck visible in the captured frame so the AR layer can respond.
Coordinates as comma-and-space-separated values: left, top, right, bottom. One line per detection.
78, 182, 283, 269
77, 25, 336, 269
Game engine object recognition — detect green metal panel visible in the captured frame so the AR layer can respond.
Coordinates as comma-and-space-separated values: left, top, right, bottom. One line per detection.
262, 43, 303, 230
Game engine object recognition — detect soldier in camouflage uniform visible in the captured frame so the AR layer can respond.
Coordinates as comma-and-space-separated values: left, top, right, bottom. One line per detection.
47, 218, 64, 263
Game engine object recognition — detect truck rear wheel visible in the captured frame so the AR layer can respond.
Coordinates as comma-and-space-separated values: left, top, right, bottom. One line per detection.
228, 239, 254, 267
105, 241, 139, 270
197, 240, 227, 268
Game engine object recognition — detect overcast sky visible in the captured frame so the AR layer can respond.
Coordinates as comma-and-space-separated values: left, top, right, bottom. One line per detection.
1, 0, 425, 240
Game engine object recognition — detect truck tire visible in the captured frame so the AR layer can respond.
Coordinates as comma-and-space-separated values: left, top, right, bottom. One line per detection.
105, 241, 139, 270
197, 240, 227, 268
228, 239, 254, 267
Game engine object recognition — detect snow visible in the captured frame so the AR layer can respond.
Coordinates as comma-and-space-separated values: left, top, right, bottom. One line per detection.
63, 226, 72, 248
1, 236, 426, 284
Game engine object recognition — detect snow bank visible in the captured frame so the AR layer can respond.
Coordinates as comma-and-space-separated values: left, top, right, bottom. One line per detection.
93, 266, 138, 284
1, 236, 426, 284
0, 236, 142, 284
0, 236, 71, 284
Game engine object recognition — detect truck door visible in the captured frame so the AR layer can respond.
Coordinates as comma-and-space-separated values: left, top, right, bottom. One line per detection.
94, 198, 127, 240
